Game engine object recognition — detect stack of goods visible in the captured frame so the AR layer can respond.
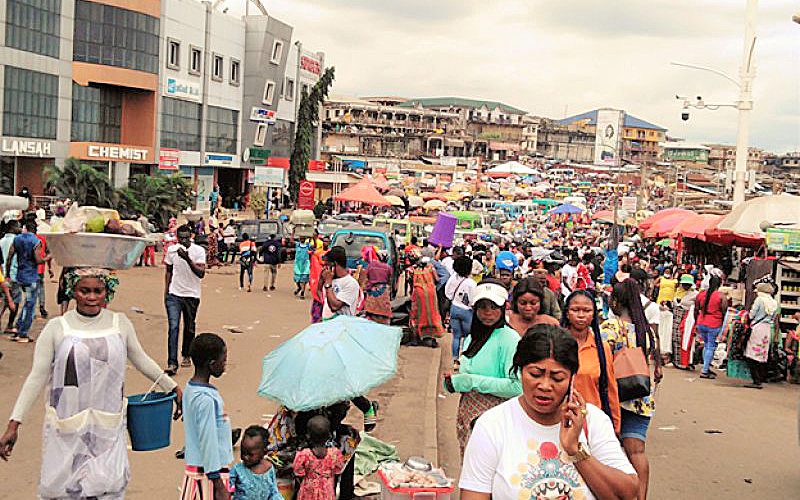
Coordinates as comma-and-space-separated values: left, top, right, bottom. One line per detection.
378, 458, 453, 498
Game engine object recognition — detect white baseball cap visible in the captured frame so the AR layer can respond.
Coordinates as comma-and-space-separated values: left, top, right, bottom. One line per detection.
473, 282, 508, 307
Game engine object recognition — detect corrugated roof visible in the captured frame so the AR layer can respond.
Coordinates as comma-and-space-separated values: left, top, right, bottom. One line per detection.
397, 97, 527, 115
557, 109, 666, 131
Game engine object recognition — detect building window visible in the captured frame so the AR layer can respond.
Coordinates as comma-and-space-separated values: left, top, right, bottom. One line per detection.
212, 53, 224, 81
189, 46, 202, 75
262, 80, 276, 105
73, 0, 159, 73
284, 77, 295, 101
3, 67, 58, 139
71, 83, 122, 143
230, 59, 240, 86
161, 97, 201, 151
254, 123, 267, 147
167, 38, 180, 69
270, 40, 283, 64
206, 105, 238, 154
5, 0, 61, 58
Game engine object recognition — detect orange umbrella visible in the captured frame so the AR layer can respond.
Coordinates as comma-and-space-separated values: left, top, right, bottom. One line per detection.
592, 210, 614, 223
644, 211, 694, 238
669, 214, 725, 241
638, 208, 693, 231
370, 174, 391, 192
334, 178, 391, 206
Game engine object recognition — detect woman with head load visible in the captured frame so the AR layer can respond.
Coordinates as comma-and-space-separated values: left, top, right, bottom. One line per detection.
0, 267, 182, 499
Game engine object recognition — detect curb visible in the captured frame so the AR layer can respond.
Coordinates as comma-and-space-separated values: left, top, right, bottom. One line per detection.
423, 344, 441, 465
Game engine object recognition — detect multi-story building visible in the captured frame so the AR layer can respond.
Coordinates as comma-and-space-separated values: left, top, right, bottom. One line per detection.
705, 143, 765, 173
321, 96, 465, 159
534, 118, 595, 163
558, 109, 667, 167
160, 0, 245, 209
397, 97, 527, 161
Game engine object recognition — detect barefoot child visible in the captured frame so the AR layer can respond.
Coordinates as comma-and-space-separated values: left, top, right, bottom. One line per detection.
229, 426, 282, 499
292, 415, 346, 500
181, 333, 233, 500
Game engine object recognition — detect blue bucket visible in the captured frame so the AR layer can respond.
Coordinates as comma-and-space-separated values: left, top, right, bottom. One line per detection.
126, 391, 176, 451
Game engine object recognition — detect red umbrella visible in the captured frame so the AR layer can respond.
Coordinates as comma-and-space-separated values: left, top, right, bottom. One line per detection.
421, 192, 446, 201
370, 174, 391, 192
638, 208, 693, 231
644, 211, 693, 238
592, 210, 614, 223
334, 178, 391, 206
668, 214, 725, 241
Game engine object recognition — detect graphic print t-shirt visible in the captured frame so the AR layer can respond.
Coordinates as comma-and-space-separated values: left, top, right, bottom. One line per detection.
460, 398, 634, 500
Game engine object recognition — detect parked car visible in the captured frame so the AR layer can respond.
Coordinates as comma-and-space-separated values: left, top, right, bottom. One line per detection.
235, 219, 295, 261
330, 227, 399, 298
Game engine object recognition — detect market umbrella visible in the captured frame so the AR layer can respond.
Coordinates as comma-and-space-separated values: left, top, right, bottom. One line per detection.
421, 192, 446, 201
548, 203, 583, 215
371, 174, 391, 192
258, 316, 402, 411
408, 195, 424, 208
668, 213, 725, 241
384, 195, 404, 207
385, 188, 405, 198
656, 238, 672, 247
334, 178, 391, 206
423, 199, 447, 211
486, 161, 539, 177
708, 194, 800, 243
592, 210, 615, 223
638, 208, 693, 231
643, 211, 693, 238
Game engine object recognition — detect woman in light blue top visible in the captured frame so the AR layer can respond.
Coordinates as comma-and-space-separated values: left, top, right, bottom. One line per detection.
443, 279, 522, 456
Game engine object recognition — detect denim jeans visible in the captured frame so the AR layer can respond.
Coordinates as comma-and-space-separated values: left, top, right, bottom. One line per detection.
450, 305, 473, 361
239, 263, 254, 288
35, 274, 46, 314
15, 280, 39, 338
165, 293, 200, 367
697, 324, 721, 374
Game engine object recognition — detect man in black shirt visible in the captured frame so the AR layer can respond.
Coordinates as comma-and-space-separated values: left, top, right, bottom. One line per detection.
261, 234, 282, 291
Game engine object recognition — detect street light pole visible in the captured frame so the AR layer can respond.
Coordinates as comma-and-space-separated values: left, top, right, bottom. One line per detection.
732, 0, 758, 205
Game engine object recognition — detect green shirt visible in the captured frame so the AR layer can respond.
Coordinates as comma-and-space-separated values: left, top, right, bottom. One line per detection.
451, 326, 522, 398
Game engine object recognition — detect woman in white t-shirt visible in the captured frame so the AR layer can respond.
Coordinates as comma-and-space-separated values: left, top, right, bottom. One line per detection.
460, 325, 638, 500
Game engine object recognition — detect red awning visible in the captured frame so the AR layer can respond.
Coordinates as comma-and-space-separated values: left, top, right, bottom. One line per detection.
638, 208, 693, 231
668, 213, 724, 241
644, 211, 694, 238
592, 210, 614, 223
334, 178, 391, 206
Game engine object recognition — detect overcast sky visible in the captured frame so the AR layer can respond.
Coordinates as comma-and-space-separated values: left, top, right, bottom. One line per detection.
237, 0, 799, 153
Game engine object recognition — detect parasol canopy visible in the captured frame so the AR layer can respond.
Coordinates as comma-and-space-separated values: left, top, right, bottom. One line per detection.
407, 195, 424, 208
638, 208, 693, 231
548, 203, 583, 215
592, 210, 615, 223
486, 161, 539, 177
370, 174, 391, 192
709, 194, 800, 242
643, 211, 694, 238
423, 199, 447, 211
258, 316, 402, 411
384, 195, 404, 207
668, 213, 725, 241
334, 178, 391, 206
385, 188, 405, 198
421, 192, 446, 201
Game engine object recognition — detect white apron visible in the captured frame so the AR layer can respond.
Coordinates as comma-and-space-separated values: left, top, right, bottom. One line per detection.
39, 313, 129, 499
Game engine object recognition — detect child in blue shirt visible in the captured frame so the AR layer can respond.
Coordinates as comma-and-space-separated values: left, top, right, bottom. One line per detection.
229, 426, 282, 500
181, 333, 233, 500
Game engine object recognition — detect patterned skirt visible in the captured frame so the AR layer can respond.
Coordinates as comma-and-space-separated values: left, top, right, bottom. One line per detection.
364, 284, 392, 324
179, 466, 230, 500
457, 391, 507, 457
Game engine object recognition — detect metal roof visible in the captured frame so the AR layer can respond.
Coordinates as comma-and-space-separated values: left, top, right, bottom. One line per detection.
557, 109, 667, 131
397, 97, 527, 115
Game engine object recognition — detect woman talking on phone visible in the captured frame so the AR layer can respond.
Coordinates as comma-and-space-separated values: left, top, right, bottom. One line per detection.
459, 325, 638, 500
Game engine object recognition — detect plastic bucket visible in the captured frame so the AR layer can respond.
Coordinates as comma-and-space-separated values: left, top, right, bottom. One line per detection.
126, 391, 176, 451
277, 478, 294, 500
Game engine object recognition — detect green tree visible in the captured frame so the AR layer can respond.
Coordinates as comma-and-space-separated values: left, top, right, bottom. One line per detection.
289, 66, 335, 202
125, 173, 193, 229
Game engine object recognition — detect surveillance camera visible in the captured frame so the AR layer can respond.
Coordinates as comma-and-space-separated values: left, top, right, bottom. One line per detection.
696, 96, 702, 101
681, 112, 690, 121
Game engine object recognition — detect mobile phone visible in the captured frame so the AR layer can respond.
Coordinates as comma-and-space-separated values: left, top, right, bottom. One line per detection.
564, 377, 575, 428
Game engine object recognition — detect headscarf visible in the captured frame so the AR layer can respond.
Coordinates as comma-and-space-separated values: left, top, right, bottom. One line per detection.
755, 282, 778, 316
64, 267, 120, 303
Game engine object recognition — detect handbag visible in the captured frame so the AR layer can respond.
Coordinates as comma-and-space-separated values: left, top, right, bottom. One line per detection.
612, 320, 652, 402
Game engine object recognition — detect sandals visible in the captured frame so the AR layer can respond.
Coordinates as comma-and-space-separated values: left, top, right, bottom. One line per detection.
699, 372, 717, 379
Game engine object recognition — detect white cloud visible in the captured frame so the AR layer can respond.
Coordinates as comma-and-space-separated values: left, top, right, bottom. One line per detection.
235, 0, 800, 153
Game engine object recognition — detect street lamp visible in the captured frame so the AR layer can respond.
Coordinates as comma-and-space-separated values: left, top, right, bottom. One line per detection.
671, 0, 757, 207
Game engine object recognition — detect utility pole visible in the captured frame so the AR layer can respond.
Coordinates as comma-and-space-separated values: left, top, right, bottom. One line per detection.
732, 0, 757, 206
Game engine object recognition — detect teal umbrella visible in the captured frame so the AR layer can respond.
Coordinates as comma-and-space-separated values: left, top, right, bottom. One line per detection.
258, 316, 402, 411
656, 238, 672, 247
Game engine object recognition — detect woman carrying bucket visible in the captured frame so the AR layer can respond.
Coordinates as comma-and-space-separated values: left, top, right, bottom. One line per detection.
0, 267, 182, 499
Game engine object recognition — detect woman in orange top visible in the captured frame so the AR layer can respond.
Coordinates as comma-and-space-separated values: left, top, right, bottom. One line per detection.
561, 290, 621, 433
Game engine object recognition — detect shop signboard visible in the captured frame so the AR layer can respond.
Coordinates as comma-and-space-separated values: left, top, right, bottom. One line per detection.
1, 138, 53, 157
300, 54, 322, 76
308, 160, 326, 171
594, 109, 623, 166
243, 147, 271, 165
249, 107, 277, 123
159, 148, 180, 170
204, 153, 234, 167
766, 228, 800, 252
253, 166, 285, 188
165, 77, 201, 102
298, 180, 315, 210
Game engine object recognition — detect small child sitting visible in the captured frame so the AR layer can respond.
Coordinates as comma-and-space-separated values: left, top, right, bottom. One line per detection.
292, 415, 346, 500
229, 426, 282, 499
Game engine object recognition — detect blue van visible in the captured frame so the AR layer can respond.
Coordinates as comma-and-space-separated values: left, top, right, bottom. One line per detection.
330, 226, 400, 298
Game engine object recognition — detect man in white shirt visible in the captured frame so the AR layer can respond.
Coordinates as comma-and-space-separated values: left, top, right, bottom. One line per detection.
560, 255, 578, 298
164, 225, 206, 374
320, 246, 362, 319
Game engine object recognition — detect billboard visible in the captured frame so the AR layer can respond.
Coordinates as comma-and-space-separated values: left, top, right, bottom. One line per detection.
593, 109, 624, 166
253, 167, 285, 188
